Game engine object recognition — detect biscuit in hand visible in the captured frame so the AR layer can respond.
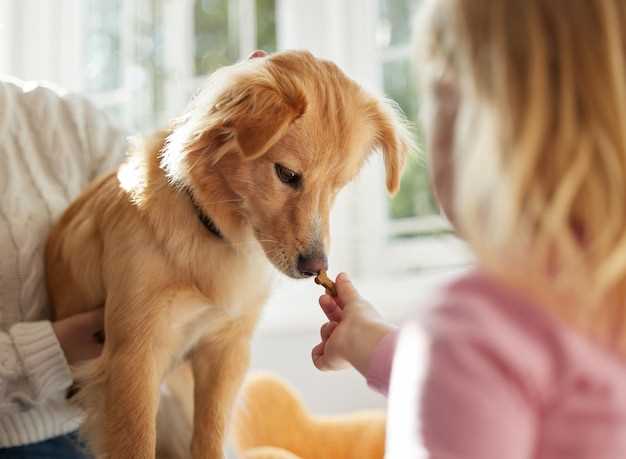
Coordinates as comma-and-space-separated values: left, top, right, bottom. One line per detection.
314, 271, 337, 297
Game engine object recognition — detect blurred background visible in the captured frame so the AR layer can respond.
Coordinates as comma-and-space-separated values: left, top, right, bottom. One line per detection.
0, 0, 470, 445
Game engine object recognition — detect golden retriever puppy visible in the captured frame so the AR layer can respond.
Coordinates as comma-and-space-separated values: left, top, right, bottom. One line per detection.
45, 50, 410, 459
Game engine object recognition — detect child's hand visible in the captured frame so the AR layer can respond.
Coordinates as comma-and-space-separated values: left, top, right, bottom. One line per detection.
312, 273, 395, 376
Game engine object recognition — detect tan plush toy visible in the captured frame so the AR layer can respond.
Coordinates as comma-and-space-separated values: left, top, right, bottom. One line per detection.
232, 373, 386, 459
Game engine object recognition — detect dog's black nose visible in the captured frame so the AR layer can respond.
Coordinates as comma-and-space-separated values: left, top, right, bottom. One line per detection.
297, 253, 328, 277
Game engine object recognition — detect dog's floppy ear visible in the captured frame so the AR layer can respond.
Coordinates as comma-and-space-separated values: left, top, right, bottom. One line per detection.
162, 64, 306, 184
219, 80, 307, 160
178, 68, 307, 165
368, 100, 414, 195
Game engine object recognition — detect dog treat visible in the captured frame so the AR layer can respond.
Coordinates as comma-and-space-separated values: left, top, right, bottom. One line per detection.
315, 271, 337, 297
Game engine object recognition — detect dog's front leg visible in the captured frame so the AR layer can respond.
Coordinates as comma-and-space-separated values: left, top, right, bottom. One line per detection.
98, 293, 176, 459
104, 343, 163, 458
190, 335, 252, 459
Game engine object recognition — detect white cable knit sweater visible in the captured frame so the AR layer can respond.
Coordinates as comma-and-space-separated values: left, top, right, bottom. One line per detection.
0, 77, 127, 447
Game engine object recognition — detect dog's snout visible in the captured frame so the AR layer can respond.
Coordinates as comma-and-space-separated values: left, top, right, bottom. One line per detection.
297, 253, 328, 277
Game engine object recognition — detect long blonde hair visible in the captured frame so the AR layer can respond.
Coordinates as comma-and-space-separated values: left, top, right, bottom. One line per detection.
418, 0, 626, 347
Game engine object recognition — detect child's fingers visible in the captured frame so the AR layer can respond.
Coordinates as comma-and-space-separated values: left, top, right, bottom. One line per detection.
335, 273, 360, 307
312, 341, 350, 371
320, 321, 338, 341
312, 342, 324, 358
311, 342, 326, 370
319, 295, 343, 321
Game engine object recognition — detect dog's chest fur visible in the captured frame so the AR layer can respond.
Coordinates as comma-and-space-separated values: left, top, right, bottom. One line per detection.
163, 240, 274, 364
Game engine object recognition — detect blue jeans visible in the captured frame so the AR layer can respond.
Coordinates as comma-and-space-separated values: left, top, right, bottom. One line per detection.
0, 432, 91, 459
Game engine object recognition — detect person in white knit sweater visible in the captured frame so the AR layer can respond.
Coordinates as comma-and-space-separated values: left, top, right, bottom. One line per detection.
0, 77, 127, 457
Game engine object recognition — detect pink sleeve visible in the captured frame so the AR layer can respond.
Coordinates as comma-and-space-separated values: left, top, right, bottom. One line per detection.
418, 330, 537, 459
413, 273, 552, 459
366, 330, 399, 395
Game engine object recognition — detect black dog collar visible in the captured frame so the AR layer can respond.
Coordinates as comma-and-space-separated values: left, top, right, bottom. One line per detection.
185, 188, 224, 240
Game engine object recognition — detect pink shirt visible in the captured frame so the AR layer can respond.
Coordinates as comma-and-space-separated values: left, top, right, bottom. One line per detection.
367, 271, 626, 459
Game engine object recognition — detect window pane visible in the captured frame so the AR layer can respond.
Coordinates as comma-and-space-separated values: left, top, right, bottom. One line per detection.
383, 58, 418, 122
83, 0, 277, 130
378, 0, 419, 47
383, 58, 437, 219
256, 0, 276, 52
133, 0, 167, 129
194, 0, 236, 76
389, 143, 439, 220
84, 0, 122, 92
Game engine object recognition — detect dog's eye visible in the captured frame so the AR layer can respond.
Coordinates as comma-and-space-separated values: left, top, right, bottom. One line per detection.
275, 163, 301, 188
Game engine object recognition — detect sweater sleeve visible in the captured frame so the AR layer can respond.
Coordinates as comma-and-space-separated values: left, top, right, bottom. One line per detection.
366, 330, 399, 395
0, 322, 73, 412
386, 273, 552, 459
0, 80, 127, 412
416, 324, 537, 459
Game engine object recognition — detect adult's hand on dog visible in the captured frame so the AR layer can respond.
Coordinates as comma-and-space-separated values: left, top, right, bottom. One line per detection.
312, 273, 394, 376
52, 309, 105, 365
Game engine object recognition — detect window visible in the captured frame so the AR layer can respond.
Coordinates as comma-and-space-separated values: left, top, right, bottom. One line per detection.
82, 0, 276, 131
379, 0, 447, 235
376, 0, 469, 275
0, 0, 469, 285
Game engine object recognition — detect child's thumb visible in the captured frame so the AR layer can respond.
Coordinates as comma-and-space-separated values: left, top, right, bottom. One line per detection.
335, 273, 360, 306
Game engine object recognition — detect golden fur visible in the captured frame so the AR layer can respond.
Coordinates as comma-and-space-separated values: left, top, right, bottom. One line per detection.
232, 373, 385, 459
45, 50, 410, 458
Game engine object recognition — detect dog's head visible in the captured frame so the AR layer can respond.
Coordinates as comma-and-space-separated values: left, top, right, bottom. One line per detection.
163, 50, 412, 279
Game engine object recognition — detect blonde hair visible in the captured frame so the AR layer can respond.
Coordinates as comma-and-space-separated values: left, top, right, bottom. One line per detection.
417, 0, 626, 347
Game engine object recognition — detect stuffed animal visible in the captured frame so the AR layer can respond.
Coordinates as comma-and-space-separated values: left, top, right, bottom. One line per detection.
232, 373, 386, 459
